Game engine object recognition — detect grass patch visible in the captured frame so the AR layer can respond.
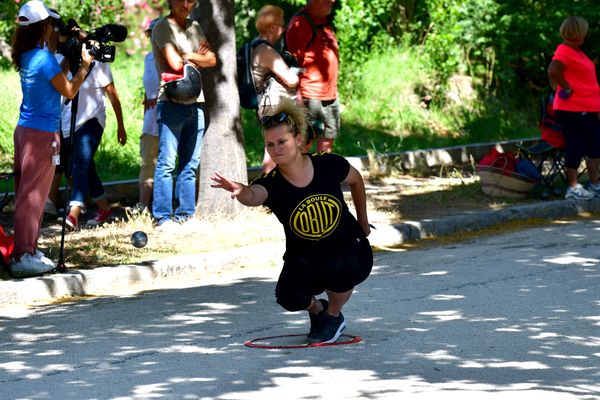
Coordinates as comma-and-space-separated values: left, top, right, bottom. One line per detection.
0, 46, 541, 182
0, 57, 145, 181
39, 207, 284, 269
0, 72, 18, 173
339, 47, 540, 154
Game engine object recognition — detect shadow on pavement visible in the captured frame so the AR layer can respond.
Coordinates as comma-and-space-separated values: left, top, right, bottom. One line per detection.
1, 220, 599, 398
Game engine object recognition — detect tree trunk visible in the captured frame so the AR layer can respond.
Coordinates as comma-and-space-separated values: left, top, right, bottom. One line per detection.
193, 1, 247, 218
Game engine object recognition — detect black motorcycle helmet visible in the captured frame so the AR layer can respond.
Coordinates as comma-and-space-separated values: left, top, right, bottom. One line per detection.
164, 64, 202, 104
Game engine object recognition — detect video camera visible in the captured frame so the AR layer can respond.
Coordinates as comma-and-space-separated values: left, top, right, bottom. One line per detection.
57, 19, 128, 68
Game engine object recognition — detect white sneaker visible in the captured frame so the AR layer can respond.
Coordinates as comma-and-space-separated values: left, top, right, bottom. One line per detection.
34, 249, 55, 268
587, 183, 600, 197
44, 199, 57, 216
10, 253, 55, 278
565, 184, 595, 200
179, 217, 204, 232
155, 219, 179, 232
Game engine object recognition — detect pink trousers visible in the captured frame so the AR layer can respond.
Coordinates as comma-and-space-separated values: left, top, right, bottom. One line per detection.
13, 126, 59, 258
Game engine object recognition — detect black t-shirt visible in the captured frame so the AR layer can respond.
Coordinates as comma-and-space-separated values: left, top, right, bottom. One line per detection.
251, 152, 365, 256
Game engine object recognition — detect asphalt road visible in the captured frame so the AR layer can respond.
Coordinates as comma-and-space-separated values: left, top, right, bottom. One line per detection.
1, 219, 599, 399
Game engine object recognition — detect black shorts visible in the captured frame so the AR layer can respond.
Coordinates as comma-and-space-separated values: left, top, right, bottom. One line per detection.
275, 237, 373, 312
555, 111, 600, 168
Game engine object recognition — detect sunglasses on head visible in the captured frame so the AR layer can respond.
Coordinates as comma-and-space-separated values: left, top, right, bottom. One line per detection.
260, 112, 290, 129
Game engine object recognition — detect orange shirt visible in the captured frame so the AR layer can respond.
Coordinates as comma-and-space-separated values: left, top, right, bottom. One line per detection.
286, 10, 339, 100
552, 43, 600, 112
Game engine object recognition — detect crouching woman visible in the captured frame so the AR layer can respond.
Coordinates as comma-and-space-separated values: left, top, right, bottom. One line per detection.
211, 99, 372, 344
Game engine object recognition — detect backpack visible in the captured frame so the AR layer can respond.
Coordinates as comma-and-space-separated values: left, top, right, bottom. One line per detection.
539, 94, 566, 149
236, 39, 273, 110
236, 11, 330, 110
291, 10, 330, 51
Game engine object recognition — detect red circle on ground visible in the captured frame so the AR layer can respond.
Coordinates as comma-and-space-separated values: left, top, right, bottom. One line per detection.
244, 333, 362, 349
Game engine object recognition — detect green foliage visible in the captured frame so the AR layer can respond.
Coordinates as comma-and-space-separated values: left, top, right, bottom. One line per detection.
0, 54, 144, 181
0, 2, 20, 57
334, 0, 408, 91
416, 0, 498, 84
339, 46, 538, 156
3, 0, 600, 182
0, 67, 18, 155
0, 0, 125, 42
493, 0, 600, 92
234, 0, 301, 47
334, 0, 405, 65
48, 0, 125, 27
0, 0, 127, 68
240, 108, 264, 166
407, 0, 600, 96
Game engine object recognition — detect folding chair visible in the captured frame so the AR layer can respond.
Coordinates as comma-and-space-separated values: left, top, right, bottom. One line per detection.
516, 94, 567, 193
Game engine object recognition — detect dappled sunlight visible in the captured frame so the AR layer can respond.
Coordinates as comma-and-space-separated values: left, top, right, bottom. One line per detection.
459, 360, 550, 370
11, 332, 61, 342
417, 310, 464, 322
496, 326, 523, 332
160, 344, 226, 354
218, 365, 596, 399
410, 349, 460, 361
355, 317, 382, 323
421, 271, 448, 276
0, 361, 31, 372
404, 327, 430, 332
544, 253, 599, 266
2, 222, 600, 398
34, 349, 64, 356
116, 329, 143, 335
166, 314, 214, 325
578, 316, 600, 326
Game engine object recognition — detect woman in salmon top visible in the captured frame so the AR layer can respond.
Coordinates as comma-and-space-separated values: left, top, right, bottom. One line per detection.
548, 16, 600, 200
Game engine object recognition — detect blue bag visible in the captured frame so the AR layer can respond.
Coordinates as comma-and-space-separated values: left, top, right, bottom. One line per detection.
515, 158, 542, 181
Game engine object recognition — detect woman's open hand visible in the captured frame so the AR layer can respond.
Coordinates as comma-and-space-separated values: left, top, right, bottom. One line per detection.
210, 172, 243, 199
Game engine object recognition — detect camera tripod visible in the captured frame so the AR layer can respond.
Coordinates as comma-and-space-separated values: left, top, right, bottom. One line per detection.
55, 62, 95, 273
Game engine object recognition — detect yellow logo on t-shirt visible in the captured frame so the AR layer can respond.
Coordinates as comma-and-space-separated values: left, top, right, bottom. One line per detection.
289, 194, 342, 240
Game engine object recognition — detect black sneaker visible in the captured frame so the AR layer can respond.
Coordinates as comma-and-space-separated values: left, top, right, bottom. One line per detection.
308, 299, 329, 338
308, 312, 347, 344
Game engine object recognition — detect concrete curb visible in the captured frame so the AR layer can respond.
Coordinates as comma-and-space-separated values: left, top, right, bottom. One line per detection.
3, 198, 599, 309
0, 242, 285, 310
368, 197, 600, 245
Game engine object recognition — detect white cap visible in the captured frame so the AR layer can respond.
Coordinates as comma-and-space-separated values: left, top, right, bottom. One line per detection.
17, 0, 60, 26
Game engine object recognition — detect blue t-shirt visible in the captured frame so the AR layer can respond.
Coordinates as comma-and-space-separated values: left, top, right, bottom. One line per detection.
17, 47, 62, 132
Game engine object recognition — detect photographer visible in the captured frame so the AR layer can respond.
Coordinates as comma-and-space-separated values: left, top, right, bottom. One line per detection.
56, 48, 128, 230
150, 0, 216, 229
9, 0, 92, 277
45, 17, 128, 230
